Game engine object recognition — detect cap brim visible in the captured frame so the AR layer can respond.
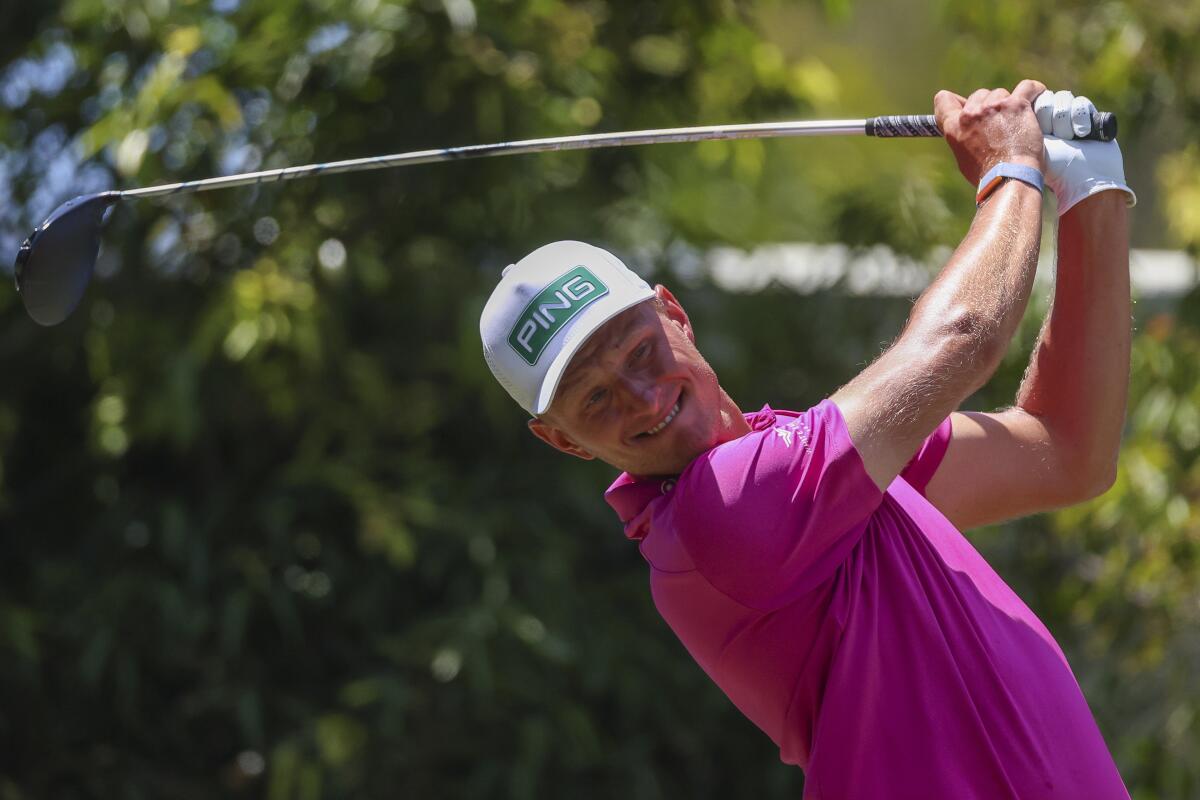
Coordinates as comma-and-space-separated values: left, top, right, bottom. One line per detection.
532, 290, 656, 415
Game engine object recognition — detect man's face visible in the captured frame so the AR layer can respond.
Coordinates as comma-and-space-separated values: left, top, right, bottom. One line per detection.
528, 285, 744, 477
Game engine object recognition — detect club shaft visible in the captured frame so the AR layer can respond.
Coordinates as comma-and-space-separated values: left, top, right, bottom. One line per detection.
120, 118, 879, 200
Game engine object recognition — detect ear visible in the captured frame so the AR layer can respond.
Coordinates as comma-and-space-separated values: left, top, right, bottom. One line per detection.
654, 284, 695, 343
527, 417, 596, 460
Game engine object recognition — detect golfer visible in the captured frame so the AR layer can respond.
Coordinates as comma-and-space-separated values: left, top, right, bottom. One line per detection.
481, 79, 1134, 798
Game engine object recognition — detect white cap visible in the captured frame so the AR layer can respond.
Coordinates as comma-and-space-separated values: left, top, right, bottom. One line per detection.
480, 241, 656, 415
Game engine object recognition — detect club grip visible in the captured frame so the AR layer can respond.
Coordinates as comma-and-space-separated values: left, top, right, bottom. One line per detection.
867, 112, 1118, 142
866, 115, 943, 138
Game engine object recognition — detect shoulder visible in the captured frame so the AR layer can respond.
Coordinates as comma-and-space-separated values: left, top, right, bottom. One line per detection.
692, 400, 852, 472
674, 401, 852, 523
666, 401, 881, 607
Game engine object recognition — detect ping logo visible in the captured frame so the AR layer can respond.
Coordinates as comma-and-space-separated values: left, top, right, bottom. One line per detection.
508, 266, 609, 365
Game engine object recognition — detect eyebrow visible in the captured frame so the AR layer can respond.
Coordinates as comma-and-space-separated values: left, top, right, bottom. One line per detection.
556, 365, 591, 398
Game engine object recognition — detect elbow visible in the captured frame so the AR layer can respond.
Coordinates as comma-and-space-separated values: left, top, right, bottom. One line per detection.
1062, 450, 1119, 504
923, 307, 1008, 378
1078, 458, 1119, 501
1027, 418, 1122, 506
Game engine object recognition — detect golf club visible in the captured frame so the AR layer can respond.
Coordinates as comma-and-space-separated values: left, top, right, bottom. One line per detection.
13, 110, 1117, 326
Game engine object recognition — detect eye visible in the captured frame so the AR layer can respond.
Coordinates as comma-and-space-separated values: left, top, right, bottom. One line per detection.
585, 387, 608, 408
632, 340, 651, 361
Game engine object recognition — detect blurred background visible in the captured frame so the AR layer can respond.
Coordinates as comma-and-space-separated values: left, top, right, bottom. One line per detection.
1, 0, 1198, 797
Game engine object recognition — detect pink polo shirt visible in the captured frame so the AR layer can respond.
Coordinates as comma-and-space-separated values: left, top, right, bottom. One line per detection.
605, 400, 1128, 799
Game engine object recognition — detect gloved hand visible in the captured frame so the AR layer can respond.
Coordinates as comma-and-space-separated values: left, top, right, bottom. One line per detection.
1033, 89, 1136, 216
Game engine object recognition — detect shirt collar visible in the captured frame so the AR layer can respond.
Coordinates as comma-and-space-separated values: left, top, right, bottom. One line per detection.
603, 404, 778, 538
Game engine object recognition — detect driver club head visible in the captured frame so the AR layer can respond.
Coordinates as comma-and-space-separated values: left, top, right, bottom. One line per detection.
15, 191, 120, 326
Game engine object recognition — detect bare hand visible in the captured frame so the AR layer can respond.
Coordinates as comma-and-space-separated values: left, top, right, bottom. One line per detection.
934, 79, 1047, 185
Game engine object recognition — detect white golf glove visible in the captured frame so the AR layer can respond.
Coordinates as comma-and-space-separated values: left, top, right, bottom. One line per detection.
1034, 89, 1136, 216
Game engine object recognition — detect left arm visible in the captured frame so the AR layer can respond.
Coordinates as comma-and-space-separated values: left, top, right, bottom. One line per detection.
924, 189, 1130, 530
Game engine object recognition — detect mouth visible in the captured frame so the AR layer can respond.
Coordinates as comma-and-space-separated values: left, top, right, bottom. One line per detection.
637, 392, 683, 439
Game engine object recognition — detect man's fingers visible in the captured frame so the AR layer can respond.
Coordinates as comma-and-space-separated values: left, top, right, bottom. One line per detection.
933, 89, 966, 127
1071, 95, 1096, 137
1052, 89, 1076, 139
1034, 89, 1096, 139
963, 88, 991, 113
1034, 90, 1055, 134
986, 87, 1011, 105
1012, 79, 1048, 105
933, 90, 967, 114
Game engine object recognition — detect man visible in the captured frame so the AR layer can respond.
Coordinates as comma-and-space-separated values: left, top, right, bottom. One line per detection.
480, 80, 1135, 798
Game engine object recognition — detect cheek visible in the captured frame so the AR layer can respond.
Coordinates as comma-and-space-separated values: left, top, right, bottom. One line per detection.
679, 345, 717, 386
664, 331, 704, 372
585, 409, 630, 450
685, 357, 724, 414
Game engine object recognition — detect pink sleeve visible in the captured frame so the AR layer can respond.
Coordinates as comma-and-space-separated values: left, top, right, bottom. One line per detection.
899, 417, 953, 495
673, 400, 883, 610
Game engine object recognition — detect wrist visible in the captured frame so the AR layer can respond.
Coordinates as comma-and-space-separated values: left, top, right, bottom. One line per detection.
1003, 153, 1044, 172
976, 162, 1044, 206
1042, 137, 1136, 217
1060, 188, 1129, 226
974, 174, 1044, 219
980, 153, 1043, 177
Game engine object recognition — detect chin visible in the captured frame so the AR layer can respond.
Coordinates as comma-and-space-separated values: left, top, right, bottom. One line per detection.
616, 403, 726, 476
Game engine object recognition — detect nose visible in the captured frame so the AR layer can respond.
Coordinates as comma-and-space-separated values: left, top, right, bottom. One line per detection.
617, 371, 661, 410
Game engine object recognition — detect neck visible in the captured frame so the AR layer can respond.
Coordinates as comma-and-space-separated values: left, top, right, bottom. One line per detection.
714, 387, 752, 445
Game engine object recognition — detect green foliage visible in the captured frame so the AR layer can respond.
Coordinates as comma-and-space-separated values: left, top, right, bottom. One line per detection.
0, 0, 1197, 798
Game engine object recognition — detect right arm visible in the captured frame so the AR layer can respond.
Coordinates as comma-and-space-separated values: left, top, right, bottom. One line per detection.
831, 80, 1047, 490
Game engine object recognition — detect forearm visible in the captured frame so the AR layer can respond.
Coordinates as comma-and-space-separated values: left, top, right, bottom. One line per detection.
906, 179, 1044, 380
1015, 190, 1130, 487
833, 179, 1043, 489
